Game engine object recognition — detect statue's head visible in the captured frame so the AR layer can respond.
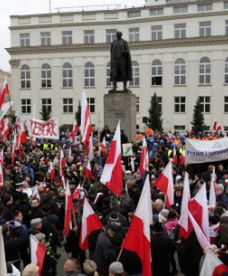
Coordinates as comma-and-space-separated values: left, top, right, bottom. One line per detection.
116, 31, 122, 39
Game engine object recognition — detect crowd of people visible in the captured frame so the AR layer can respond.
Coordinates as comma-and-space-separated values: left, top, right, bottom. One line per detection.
1, 124, 228, 276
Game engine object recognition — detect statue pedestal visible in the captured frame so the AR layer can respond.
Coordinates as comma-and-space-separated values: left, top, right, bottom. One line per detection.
104, 92, 136, 140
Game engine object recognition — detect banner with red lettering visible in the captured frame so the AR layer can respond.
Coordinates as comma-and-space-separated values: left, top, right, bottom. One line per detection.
28, 118, 59, 140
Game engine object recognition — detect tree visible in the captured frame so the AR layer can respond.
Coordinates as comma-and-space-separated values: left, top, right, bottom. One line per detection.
146, 93, 163, 131
191, 97, 206, 134
75, 101, 81, 126
40, 106, 51, 121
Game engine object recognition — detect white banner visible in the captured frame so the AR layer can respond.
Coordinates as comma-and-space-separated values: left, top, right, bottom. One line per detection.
185, 138, 228, 164
28, 118, 59, 140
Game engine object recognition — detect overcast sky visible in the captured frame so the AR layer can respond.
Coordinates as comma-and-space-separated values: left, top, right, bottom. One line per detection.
1, 0, 144, 72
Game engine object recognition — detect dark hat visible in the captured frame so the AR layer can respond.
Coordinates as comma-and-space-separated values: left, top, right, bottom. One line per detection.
152, 222, 163, 233
107, 222, 121, 233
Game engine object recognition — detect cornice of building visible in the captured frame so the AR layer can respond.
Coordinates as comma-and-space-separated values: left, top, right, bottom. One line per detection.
6, 35, 228, 56
9, 9, 228, 30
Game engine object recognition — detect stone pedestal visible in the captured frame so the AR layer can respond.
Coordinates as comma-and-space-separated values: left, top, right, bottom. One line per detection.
104, 92, 136, 140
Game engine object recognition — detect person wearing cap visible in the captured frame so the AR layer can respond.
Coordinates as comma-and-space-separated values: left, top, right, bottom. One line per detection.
109, 261, 124, 276
29, 218, 42, 235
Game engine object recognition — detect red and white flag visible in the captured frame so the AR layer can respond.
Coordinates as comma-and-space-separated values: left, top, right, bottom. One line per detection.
85, 136, 94, 179
100, 137, 107, 154
85, 161, 93, 179
30, 234, 46, 276
71, 121, 79, 142
1, 118, 10, 140
72, 184, 81, 201
172, 145, 178, 165
0, 149, 4, 165
49, 162, 55, 181
80, 91, 92, 146
79, 198, 103, 250
188, 183, 210, 241
0, 79, 9, 109
155, 160, 174, 208
138, 137, 149, 175
63, 181, 74, 237
200, 249, 228, 276
100, 121, 122, 196
122, 175, 152, 276
60, 149, 66, 177
11, 132, 17, 165
209, 166, 216, 208
179, 172, 191, 238
213, 121, 222, 132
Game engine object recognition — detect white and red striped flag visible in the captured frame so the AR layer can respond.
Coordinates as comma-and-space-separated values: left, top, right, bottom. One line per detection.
80, 91, 92, 146
100, 137, 107, 154
209, 166, 216, 208
60, 149, 66, 177
30, 234, 46, 276
179, 172, 191, 238
79, 198, 103, 250
200, 249, 228, 276
71, 121, 79, 142
138, 137, 149, 175
72, 184, 81, 201
1, 118, 10, 140
172, 145, 178, 165
213, 121, 222, 132
122, 175, 152, 276
155, 160, 174, 208
85, 136, 94, 179
0, 149, 4, 165
49, 162, 55, 181
0, 79, 9, 109
100, 121, 122, 196
63, 181, 74, 237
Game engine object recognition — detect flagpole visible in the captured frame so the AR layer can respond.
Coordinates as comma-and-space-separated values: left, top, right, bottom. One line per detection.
116, 247, 123, 262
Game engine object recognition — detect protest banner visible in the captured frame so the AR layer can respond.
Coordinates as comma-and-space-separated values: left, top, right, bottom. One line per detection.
28, 118, 59, 140
185, 138, 228, 164
122, 143, 133, 156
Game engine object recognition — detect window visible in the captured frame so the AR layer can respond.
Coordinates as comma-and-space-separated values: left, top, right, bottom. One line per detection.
225, 20, 228, 35
128, 10, 141, 18
87, 98, 95, 113
129, 27, 140, 42
106, 62, 111, 87
224, 96, 228, 112
106, 29, 117, 43
129, 61, 140, 86
84, 30, 95, 44
225, 58, 228, 84
152, 60, 162, 86
151, 25, 162, 40
62, 31, 72, 45
20, 33, 30, 47
41, 64, 52, 88
63, 98, 73, 113
199, 21, 211, 37
136, 97, 139, 113
21, 65, 31, 89
224, 2, 228, 9
224, 126, 228, 132
42, 98, 52, 113
84, 62, 95, 87
40, 32, 51, 46
199, 96, 210, 113
174, 23, 186, 39
174, 97, 186, 113
149, 8, 163, 16
136, 124, 139, 130
174, 58, 186, 85
173, 6, 188, 14
21, 99, 31, 114
174, 125, 186, 131
197, 4, 212, 11
199, 57, 211, 85
62, 63, 73, 88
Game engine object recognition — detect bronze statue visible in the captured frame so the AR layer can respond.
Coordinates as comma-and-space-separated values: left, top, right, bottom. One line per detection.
110, 31, 132, 92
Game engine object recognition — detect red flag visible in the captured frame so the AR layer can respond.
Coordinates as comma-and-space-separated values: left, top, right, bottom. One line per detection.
122, 175, 152, 276
49, 162, 55, 181
200, 250, 228, 276
79, 198, 103, 250
72, 184, 81, 201
155, 160, 174, 208
100, 121, 122, 196
60, 149, 66, 177
138, 137, 149, 175
172, 146, 178, 165
1, 118, 10, 140
63, 182, 74, 237
100, 137, 107, 154
85, 162, 93, 179
213, 120, 217, 131
71, 121, 79, 142
81, 91, 92, 146
30, 235, 46, 276
0, 79, 9, 109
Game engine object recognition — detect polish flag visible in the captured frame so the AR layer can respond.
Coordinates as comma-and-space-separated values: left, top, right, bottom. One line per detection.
100, 137, 107, 154
63, 181, 74, 237
209, 166, 216, 208
11, 132, 17, 165
216, 123, 222, 132
0, 79, 9, 109
60, 149, 66, 177
0, 149, 4, 165
80, 91, 92, 146
200, 250, 228, 276
61, 175, 66, 190
188, 183, 210, 241
172, 145, 178, 165
85, 161, 93, 179
49, 162, 55, 181
138, 137, 149, 175
122, 175, 152, 276
85, 136, 94, 179
100, 121, 122, 196
1, 118, 10, 140
79, 198, 103, 250
72, 184, 81, 201
213, 121, 217, 131
179, 172, 191, 238
71, 121, 79, 142
155, 160, 174, 208
30, 234, 46, 276
188, 211, 210, 252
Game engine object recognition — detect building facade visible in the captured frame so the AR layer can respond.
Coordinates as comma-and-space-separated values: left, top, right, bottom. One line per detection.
7, 0, 228, 131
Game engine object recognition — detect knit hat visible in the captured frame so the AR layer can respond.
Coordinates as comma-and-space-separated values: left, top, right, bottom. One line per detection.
83, 259, 97, 274
30, 218, 42, 226
109, 262, 124, 274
